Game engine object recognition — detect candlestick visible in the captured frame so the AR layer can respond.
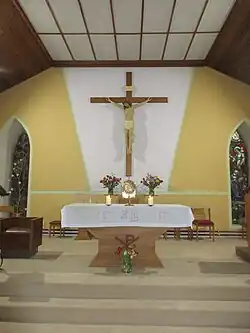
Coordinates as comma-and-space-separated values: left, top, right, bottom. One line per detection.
106, 195, 112, 206
148, 195, 154, 206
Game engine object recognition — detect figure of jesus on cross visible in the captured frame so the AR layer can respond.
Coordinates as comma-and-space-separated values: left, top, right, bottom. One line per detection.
90, 72, 168, 177
106, 97, 152, 155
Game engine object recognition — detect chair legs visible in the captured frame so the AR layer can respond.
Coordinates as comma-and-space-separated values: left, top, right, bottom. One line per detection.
195, 223, 199, 241
212, 224, 215, 242
49, 224, 63, 238
164, 228, 193, 240
187, 227, 192, 240
194, 224, 215, 241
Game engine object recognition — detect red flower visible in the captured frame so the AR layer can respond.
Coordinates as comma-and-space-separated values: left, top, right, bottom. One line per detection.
115, 246, 123, 256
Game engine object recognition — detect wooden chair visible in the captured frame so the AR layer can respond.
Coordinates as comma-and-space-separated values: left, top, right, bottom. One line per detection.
163, 227, 192, 240
0, 217, 43, 258
49, 220, 64, 238
192, 208, 215, 241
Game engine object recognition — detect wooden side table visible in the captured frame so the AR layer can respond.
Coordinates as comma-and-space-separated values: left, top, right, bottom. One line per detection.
49, 220, 64, 238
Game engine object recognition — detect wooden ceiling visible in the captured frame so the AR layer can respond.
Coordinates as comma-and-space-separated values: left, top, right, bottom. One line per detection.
0, 0, 51, 92
0, 0, 249, 93
206, 0, 250, 85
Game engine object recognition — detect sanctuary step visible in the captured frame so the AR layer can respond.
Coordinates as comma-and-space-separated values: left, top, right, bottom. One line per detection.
0, 274, 249, 329
0, 323, 249, 333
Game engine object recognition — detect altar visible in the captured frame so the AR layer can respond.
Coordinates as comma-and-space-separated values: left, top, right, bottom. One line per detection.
61, 203, 194, 268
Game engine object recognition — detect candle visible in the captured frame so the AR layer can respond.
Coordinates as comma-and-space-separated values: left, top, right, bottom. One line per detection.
106, 195, 112, 206
148, 195, 153, 206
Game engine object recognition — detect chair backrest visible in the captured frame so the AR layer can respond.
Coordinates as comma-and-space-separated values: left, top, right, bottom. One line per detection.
192, 208, 211, 220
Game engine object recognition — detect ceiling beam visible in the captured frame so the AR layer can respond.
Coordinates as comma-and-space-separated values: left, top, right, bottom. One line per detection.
109, 0, 119, 60
206, 0, 250, 85
54, 60, 205, 67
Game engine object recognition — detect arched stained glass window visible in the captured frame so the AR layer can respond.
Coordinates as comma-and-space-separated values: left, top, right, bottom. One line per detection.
229, 130, 248, 224
9, 132, 30, 215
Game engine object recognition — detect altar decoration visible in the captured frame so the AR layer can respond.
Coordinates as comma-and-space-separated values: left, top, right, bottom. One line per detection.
105, 194, 112, 206
148, 195, 154, 206
141, 173, 163, 196
100, 174, 121, 195
115, 244, 138, 274
122, 179, 136, 206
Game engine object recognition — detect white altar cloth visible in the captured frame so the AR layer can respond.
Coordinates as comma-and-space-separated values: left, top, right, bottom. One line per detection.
61, 204, 194, 228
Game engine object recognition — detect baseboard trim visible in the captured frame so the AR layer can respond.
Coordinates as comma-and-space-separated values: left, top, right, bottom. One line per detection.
43, 229, 245, 238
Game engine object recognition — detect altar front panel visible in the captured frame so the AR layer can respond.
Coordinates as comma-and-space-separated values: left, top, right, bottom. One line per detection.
61, 203, 194, 228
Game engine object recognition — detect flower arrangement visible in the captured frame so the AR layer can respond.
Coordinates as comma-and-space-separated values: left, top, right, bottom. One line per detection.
141, 173, 163, 196
100, 174, 121, 195
115, 244, 138, 274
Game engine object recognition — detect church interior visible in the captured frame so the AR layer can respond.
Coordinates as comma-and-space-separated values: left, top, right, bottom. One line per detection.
1, 0, 250, 332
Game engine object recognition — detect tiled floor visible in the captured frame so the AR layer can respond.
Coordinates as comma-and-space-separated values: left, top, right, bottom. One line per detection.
0, 236, 250, 332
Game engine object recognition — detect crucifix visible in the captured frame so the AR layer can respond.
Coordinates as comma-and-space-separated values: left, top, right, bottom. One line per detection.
90, 72, 168, 177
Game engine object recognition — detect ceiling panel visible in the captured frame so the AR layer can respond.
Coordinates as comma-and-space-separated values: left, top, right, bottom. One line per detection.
80, 0, 113, 33
65, 35, 94, 60
18, 0, 59, 33
141, 34, 166, 60
91, 35, 117, 60
39, 34, 72, 60
198, 0, 235, 32
48, 0, 86, 33
170, 0, 207, 32
112, 0, 142, 33
186, 33, 217, 60
164, 34, 193, 60
117, 35, 140, 60
143, 0, 174, 32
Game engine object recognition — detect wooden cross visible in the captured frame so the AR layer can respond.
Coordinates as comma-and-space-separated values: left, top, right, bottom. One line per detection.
90, 72, 168, 177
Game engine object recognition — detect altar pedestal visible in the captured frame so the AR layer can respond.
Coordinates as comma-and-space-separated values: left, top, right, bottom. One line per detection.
89, 227, 166, 268
236, 192, 250, 263
61, 203, 194, 269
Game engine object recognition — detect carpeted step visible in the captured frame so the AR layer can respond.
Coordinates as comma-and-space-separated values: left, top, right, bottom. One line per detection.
1, 323, 250, 333
1, 283, 250, 301
0, 302, 250, 328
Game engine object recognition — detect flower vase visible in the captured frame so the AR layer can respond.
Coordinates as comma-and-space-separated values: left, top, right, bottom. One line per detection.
108, 188, 114, 196
149, 188, 155, 196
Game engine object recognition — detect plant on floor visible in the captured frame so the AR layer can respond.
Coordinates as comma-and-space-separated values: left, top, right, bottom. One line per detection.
141, 173, 163, 196
100, 174, 121, 195
115, 244, 138, 274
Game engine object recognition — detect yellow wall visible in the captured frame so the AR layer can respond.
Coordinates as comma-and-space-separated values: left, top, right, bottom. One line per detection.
169, 67, 250, 230
0, 67, 250, 230
0, 69, 89, 226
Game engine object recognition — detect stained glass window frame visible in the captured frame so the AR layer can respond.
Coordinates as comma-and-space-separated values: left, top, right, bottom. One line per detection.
229, 130, 248, 225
